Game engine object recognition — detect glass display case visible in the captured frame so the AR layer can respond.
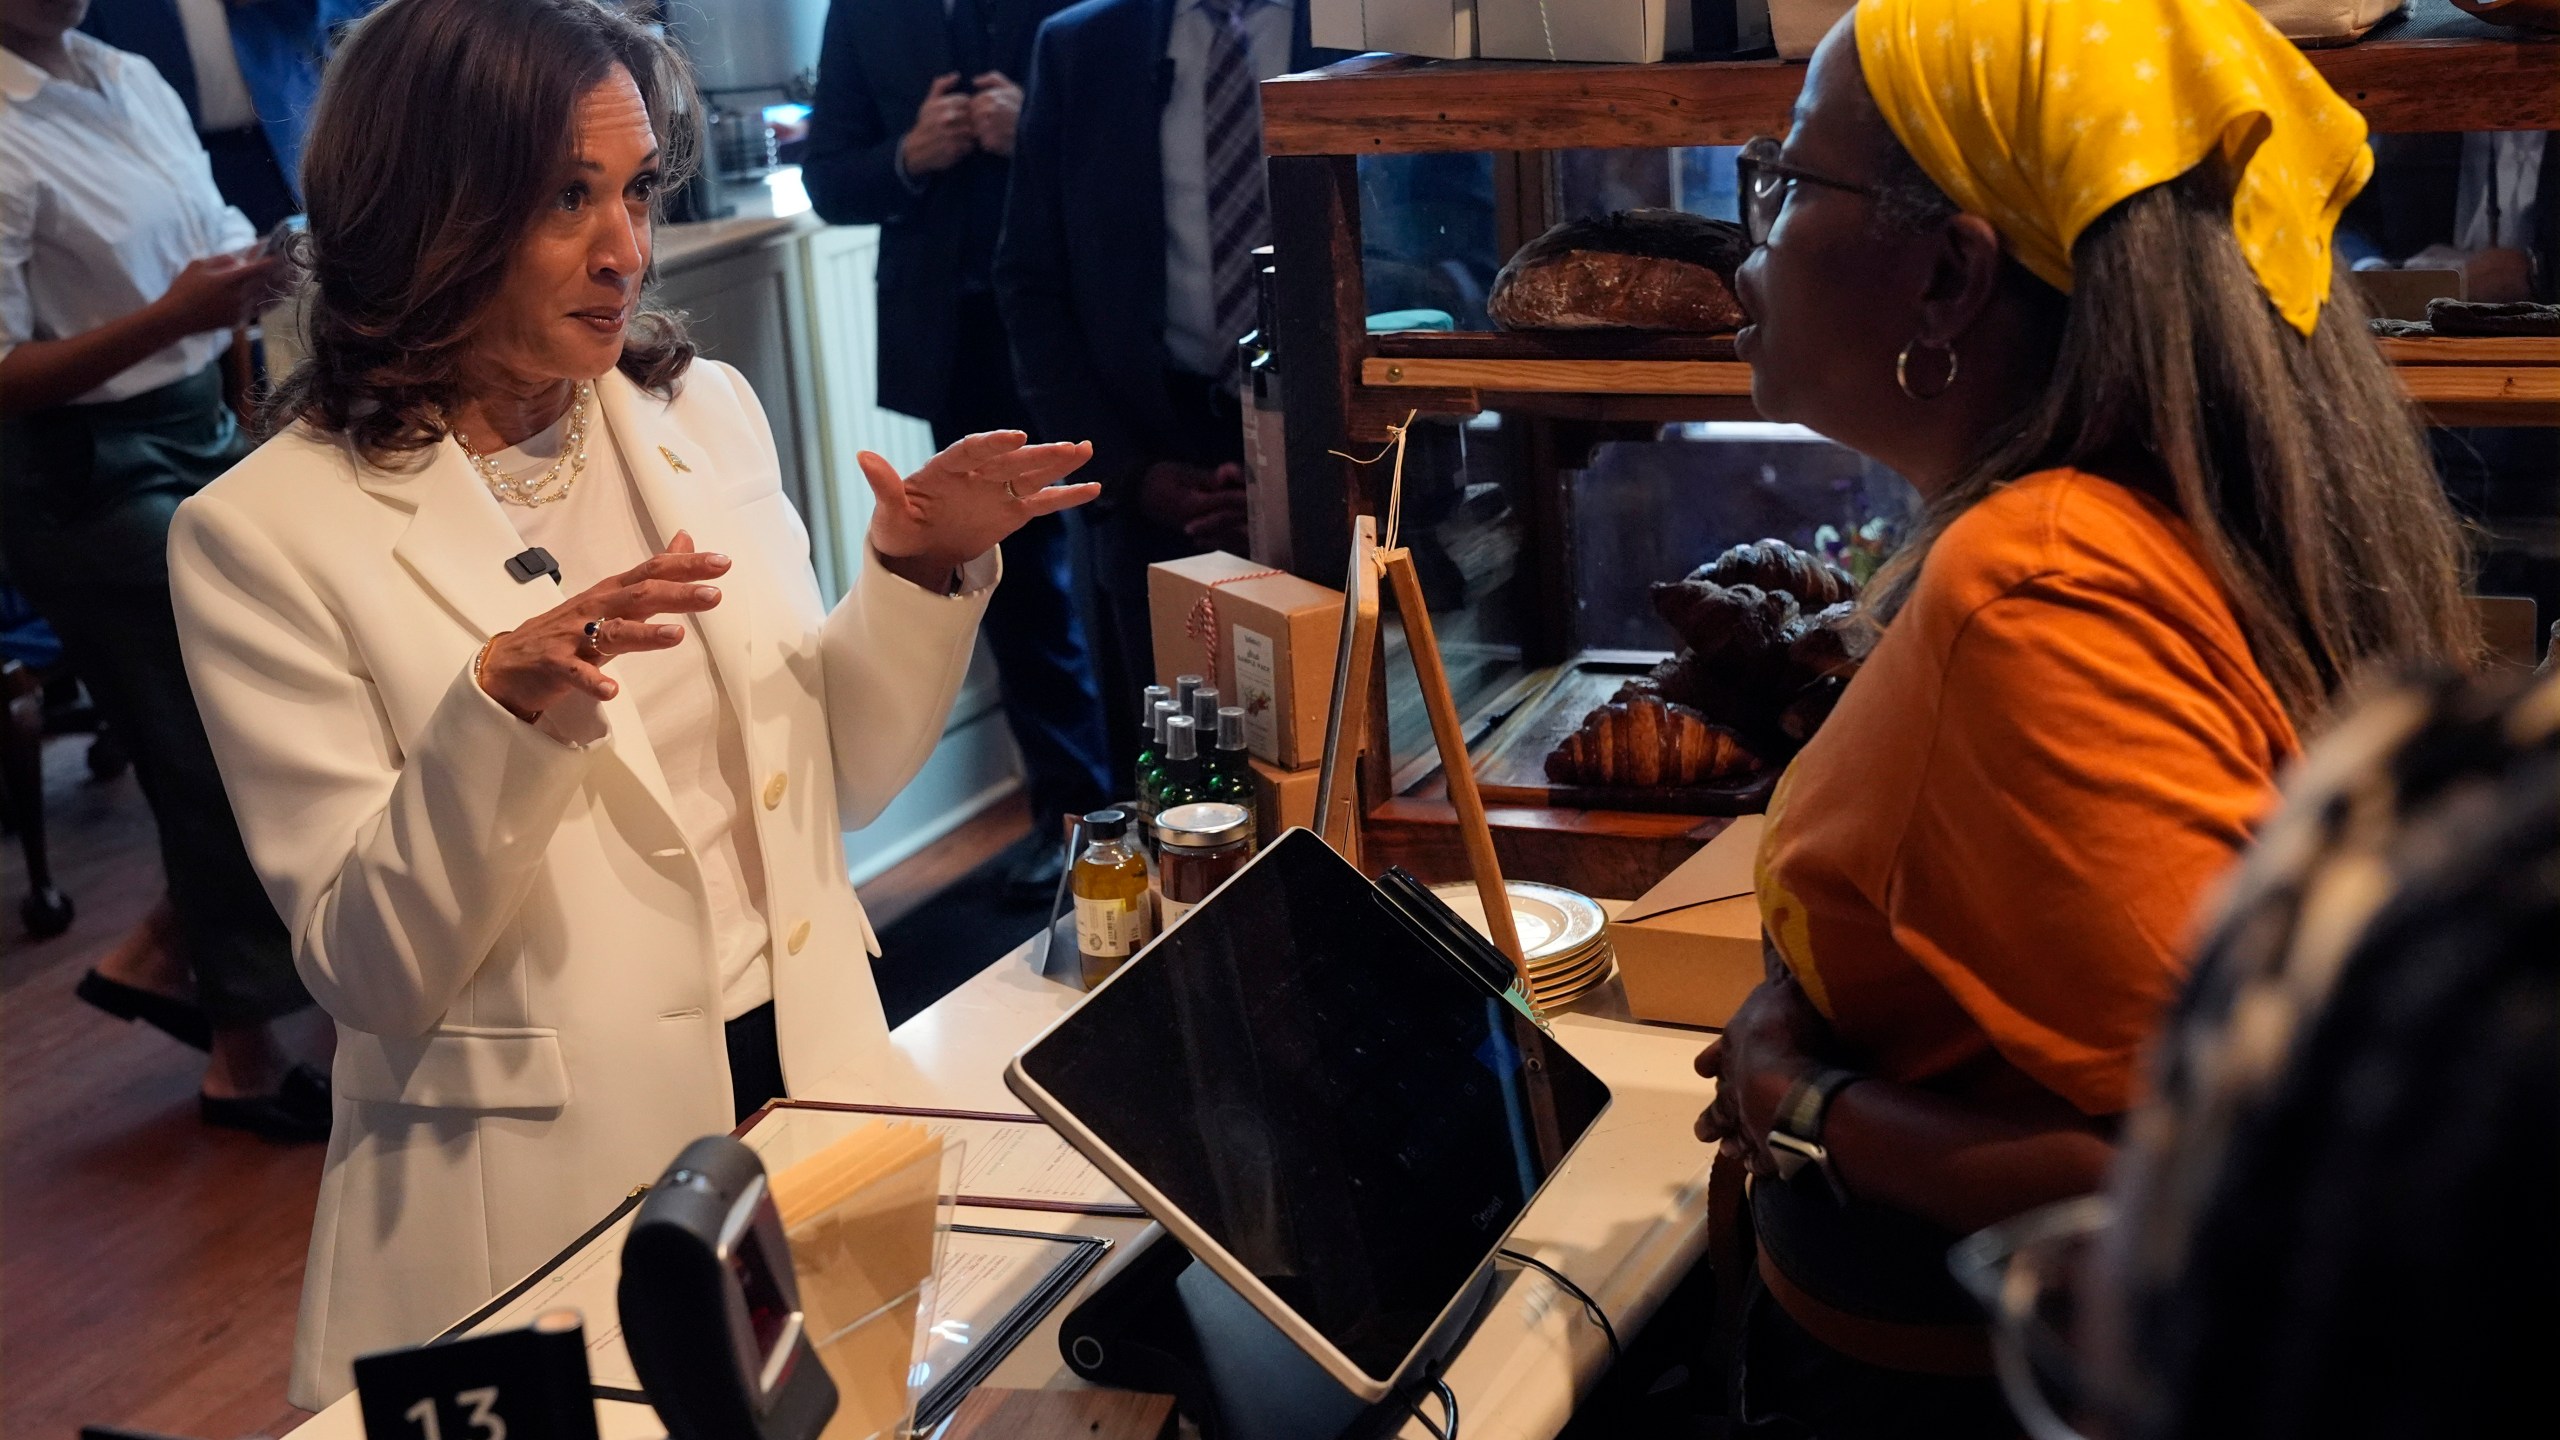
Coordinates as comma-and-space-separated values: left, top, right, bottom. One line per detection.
1258, 14, 2560, 897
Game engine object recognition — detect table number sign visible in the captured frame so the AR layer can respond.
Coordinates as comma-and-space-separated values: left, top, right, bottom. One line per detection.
353, 1308, 600, 1440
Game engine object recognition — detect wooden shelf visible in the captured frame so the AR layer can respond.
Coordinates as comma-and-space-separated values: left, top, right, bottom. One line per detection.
1356, 330, 2560, 424
1263, 0, 2557, 155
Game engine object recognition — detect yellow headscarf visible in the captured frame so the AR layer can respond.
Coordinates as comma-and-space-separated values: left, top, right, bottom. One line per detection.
1853, 0, 2372, 335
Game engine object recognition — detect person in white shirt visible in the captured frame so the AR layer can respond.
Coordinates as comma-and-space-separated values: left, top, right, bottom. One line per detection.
0, 0, 323, 1141
164, 0, 1097, 1405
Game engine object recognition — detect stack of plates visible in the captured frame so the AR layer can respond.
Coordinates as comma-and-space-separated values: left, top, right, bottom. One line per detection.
1427, 880, 1616, 1009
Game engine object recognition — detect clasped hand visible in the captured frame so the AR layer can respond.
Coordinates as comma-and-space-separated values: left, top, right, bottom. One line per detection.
1695, 970, 1834, 1177
902, 70, 1025, 174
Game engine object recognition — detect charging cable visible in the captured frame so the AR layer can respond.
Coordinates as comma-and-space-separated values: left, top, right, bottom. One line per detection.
1405, 1376, 1461, 1439
1402, 1252, 1619, 1438
1496, 1248, 1623, 1365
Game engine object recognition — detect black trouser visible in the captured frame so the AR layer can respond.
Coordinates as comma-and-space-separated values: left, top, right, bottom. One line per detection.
1083, 369, 1245, 784
725, 1003, 785, 1126
0, 371, 306, 1029
930, 291, 1113, 828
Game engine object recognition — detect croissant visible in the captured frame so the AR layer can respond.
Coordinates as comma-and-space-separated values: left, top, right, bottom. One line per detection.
1690, 539, 1859, 610
1780, 601, 1864, 684
1650, 580, 1801, 663
1546, 692, 1762, 788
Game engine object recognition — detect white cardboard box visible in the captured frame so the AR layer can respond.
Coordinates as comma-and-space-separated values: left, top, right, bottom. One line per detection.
1479, 0, 1688, 62
1311, 0, 1478, 58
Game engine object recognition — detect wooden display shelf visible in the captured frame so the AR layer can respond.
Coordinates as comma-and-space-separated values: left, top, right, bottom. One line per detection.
1357, 330, 2560, 424
1263, 0, 2557, 155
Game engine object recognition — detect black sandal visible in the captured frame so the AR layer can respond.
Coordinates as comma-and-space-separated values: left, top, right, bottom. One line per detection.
201, 1062, 332, 1144
76, 970, 212, 1051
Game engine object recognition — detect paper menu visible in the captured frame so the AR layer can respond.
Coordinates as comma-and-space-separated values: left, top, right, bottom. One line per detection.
455, 1197, 648, 1391
748, 1104, 1140, 1217
454, 1201, 1108, 1417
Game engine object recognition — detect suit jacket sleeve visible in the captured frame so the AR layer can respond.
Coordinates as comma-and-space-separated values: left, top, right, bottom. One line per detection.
705, 361, 997, 830
169, 490, 600, 1039
994, 17, 1145, 500
802, 0, 925, 227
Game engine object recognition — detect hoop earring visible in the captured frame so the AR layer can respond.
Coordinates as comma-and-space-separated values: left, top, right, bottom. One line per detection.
1895, 338, 1959, 400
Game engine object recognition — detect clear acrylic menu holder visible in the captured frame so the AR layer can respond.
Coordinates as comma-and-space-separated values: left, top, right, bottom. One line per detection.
780, 1135, 962, 1440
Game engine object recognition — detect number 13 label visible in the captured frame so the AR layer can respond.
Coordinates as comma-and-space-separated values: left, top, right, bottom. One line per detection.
404, 1387, 505, 1440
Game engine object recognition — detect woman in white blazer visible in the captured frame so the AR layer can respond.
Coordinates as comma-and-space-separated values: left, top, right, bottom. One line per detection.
165, 0, 1096, 1407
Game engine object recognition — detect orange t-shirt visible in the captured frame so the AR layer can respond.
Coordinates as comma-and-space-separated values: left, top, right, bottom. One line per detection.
1756, 469, 2300, 1116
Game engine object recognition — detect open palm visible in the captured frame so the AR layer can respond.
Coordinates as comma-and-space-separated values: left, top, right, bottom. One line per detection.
860, 430, 1098, 574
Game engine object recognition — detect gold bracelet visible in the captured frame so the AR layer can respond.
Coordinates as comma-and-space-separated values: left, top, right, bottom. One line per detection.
474, 632, 540, 723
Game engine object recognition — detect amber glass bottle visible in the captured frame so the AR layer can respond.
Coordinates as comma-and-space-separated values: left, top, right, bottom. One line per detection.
1071, 809, 1154, 988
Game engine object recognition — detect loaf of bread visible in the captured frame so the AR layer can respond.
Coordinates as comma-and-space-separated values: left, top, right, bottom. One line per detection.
1488, 209, 1750, 332
1546, 691, 1761, 788
1692, 539, 1860, 610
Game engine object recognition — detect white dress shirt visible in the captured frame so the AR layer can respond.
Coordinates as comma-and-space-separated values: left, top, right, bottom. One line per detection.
0, 33, 254, 404
488, 405, 777, 1019
1160, 0, 1292, 378
173, 0, 258, 131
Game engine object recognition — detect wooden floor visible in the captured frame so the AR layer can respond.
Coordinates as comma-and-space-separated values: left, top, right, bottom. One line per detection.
0, 734, 1023, 1439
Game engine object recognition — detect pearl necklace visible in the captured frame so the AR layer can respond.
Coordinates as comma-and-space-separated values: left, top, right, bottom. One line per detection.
452, 382, 593, 508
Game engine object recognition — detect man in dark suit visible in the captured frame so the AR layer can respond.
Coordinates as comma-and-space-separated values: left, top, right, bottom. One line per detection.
995, 0, 1343, 766
805, 0, 1112, 893
80, 0, 372, 232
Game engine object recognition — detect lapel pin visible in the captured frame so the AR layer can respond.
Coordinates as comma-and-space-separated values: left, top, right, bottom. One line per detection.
659, 446, 691, 473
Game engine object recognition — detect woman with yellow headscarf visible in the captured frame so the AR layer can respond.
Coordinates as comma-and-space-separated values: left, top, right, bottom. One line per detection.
1691, 0, 2478, 1430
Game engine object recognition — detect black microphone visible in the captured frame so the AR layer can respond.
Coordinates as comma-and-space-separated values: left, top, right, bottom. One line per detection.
505, 547, 561, 585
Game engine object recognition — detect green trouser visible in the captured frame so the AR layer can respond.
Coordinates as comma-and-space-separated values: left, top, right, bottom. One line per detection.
1, 366, 307, 1029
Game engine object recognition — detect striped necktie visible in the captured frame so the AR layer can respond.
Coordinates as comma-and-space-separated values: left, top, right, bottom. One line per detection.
1199, 0, 1270, 379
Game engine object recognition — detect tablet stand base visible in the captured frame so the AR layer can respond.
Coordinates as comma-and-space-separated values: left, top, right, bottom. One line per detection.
1060, 1231, 1488, 1440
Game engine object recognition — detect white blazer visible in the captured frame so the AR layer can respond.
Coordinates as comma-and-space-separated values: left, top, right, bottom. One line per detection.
168, 363, 995, 1409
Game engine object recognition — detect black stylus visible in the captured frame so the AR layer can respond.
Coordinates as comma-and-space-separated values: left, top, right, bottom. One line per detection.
1376, 868, 1518, 998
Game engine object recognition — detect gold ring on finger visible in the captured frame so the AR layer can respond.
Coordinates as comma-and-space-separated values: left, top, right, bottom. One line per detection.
583, 619, 609, 656
1003, 478, 1024, 501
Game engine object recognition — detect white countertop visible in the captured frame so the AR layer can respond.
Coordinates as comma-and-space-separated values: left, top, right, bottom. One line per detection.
289, 934, 1721, 1440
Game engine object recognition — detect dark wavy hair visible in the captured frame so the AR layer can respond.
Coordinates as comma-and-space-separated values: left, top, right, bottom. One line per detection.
267, 0, 698, 465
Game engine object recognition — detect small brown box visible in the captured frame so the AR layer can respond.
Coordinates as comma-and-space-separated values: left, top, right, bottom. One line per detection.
1149, 552, 1343, 769
1609, 815, 1768, 1029
1250, 756, 1321, 836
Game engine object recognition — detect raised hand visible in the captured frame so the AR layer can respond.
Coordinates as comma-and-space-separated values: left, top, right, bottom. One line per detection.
476, 532, 727, 720
858, 431, 1097, 590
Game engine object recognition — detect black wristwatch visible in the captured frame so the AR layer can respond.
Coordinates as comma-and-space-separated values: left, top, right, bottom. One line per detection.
1766, 1066, 1862, 1202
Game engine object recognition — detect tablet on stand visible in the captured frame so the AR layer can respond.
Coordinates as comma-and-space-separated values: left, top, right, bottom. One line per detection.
1006, 830, 1613, 1438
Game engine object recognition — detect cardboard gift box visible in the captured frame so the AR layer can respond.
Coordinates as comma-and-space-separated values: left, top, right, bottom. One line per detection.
1311, 0, 1478, 58
1251, 756, 1322, 836
1609, 814, 1767, 1029
1149, 551, 1343, 770
1479, 0, 1689, 62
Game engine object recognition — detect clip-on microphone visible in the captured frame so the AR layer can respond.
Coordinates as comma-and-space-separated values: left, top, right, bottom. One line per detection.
505, 547, 561, 585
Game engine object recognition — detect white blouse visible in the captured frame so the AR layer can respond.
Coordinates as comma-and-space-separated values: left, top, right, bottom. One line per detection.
0, 33, 254, 404
489, 406, 776, 1019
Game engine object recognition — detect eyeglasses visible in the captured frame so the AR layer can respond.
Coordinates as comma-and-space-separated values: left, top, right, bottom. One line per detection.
1736, 135, 1880, 248
1948, 1194, 2114, 1440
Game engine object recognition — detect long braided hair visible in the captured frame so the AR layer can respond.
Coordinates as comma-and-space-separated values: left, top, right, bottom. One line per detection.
2099, 669, 2559, 1438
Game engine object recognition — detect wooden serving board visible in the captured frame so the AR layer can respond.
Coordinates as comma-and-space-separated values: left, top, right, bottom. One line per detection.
1473, 655, 1779, 816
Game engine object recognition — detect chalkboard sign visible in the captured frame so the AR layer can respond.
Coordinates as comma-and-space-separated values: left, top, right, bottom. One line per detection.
353, 1308, 601, 1440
